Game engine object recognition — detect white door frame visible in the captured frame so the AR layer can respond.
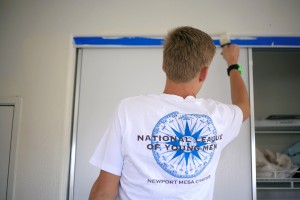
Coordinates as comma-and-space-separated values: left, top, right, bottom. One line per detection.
0, 97, 22, 200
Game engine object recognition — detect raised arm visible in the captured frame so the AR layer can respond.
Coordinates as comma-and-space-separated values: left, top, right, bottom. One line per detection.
221, 44, 250, 122
89, 170, 120, 200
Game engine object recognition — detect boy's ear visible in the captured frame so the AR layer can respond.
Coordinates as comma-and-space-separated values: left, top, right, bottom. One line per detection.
162, 65, 166, 72
199, 66, 209, 82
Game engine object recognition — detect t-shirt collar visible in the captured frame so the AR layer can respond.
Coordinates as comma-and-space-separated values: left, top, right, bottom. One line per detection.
160, 93, 196, 100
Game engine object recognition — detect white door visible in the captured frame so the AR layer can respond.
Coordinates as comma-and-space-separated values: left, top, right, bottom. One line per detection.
71, 47, 252, 200
0, 106, 14, 200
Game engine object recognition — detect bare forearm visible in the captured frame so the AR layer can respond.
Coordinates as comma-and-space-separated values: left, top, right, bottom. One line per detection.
221, 44, 250, 121
89, 183, 117, 200
89, 171, 120, 200
229, 70, 250, 121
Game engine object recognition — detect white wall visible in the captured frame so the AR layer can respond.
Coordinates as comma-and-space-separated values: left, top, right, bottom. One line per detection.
0, 0, 300, 199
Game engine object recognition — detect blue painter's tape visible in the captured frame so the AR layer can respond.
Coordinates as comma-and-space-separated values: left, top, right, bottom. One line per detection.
231, 37, 300, 46
74, 36, 300, 47
215, 37, 300, 47
74, 37, 164, 46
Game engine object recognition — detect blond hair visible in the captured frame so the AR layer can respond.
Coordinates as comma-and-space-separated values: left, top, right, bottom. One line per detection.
163, 26, 216, 82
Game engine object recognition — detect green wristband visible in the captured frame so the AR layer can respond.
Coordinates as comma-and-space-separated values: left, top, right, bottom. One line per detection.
227, 64, 242, 76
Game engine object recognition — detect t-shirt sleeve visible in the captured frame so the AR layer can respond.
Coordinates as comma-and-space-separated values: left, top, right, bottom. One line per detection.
220, 104, 243, 148
89, 107, 123, 176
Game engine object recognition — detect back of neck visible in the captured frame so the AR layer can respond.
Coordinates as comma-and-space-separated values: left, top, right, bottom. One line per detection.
163, 79, 199, 98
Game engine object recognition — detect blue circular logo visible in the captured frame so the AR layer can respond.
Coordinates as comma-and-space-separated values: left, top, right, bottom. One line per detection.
151, 112, 217, 178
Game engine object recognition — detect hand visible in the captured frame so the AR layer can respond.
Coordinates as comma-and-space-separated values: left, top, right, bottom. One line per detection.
221, 44, 240, 66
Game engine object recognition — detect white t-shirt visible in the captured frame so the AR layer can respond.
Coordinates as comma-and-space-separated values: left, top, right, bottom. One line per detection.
90, 94, 243, 200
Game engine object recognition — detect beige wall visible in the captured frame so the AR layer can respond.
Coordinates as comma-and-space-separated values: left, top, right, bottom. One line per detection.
0, 0, 300, 199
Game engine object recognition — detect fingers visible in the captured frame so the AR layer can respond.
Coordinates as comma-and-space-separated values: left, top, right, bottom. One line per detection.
221, 44, 231, 55
221, 44, 240, 66
221, 44, 238, 55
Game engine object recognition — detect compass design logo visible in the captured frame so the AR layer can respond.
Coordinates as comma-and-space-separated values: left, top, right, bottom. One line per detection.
151, 112, 217, 178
